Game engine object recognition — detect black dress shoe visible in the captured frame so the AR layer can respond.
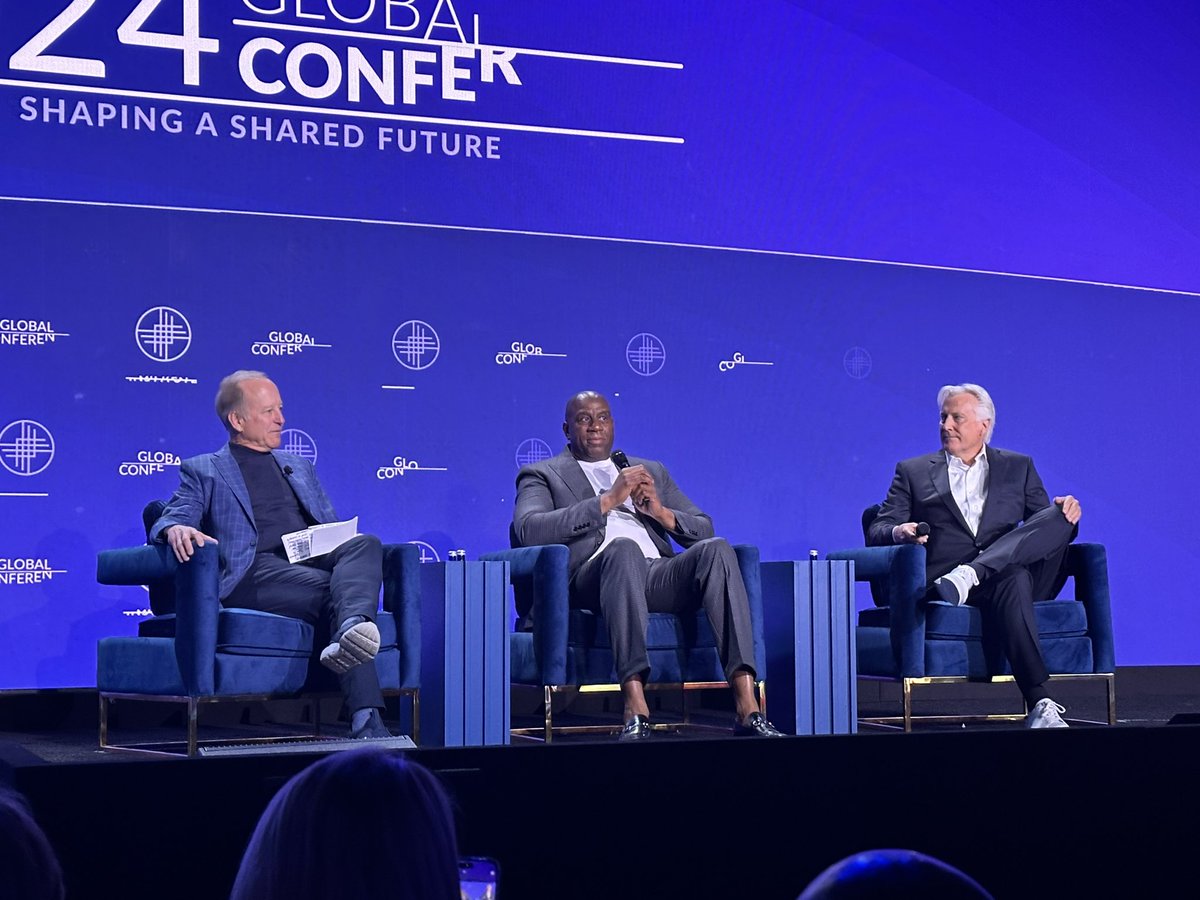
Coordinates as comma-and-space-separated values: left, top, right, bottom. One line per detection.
733, 712, 786, 737
618, 714, 653, 742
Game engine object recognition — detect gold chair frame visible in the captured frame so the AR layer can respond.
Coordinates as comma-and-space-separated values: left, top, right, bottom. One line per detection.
858, 672, 1116, 732
511, 680, 766, 743
98, 687, 420, 757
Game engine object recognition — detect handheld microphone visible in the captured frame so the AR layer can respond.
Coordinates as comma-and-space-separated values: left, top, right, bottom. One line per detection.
610, 450, 650, 507
915, 522, 930, 537
283, 466, 294, 477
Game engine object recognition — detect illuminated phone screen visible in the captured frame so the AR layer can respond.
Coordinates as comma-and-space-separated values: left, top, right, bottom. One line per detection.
459, 856, 499, 899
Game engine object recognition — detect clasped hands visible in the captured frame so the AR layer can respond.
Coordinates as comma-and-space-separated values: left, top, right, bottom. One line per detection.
600, 465, 661, 516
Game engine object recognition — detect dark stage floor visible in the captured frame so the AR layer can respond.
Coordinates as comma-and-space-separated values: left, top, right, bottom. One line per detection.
3, 666, 1199, 899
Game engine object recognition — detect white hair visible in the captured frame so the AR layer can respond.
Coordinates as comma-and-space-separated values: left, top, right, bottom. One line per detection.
937, 383, 995, 442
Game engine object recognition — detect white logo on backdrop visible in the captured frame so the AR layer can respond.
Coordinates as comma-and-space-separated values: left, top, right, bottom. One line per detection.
515, 439, 554, 468
279, 429, 318, 463
0, 558, 67, 585
392, 320, 441, 370
135, 306, 192, 362
0, 319, 68, 346
0, 420, 55, 476
843, 347, 872, 379
718, 352, 774, 372
626, 332, 666, 376
408, 540, 441, 563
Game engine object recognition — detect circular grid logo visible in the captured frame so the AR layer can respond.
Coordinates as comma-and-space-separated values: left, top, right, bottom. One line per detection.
0, 420, 55, 476
408, 540, 441, 563
135, 306, 192, 362
392, 320, 441, 371
515, 438, 553, 468
279, 429, 318, 463
843, 346, 872, 379
626, 332, 666, 377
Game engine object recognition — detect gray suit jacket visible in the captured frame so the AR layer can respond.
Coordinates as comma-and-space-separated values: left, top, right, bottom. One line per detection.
150, 444, 338, 599
867, 446, 1051, 584
513, 449, 713, 578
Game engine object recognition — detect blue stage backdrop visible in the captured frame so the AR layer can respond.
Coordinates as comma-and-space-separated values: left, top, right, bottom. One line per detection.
1, 197, 1195, 686
1, 2, 1198, 687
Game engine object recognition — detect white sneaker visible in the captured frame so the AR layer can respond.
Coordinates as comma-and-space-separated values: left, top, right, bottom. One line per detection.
1026, 698, 1069, 729
933, 564, 978, 605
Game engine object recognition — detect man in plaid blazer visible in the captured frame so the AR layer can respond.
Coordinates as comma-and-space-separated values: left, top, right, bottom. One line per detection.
149, 370, 390, 739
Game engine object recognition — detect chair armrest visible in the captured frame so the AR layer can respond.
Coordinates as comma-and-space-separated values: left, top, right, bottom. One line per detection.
97, 542, 221, 695
479, 545, 570, 685
382, 543, 421, 688
733, 544, 767, 677
827, 544, 927, 677
1066, 542, 1115, 672
97, 543, 180, 585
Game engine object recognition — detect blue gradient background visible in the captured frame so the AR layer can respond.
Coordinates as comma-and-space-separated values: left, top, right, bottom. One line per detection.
0, 2, 1196, 686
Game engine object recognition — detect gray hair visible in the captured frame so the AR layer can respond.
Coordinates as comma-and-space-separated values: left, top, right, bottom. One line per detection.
215, 370, 269, 434
937, 383, 995, 442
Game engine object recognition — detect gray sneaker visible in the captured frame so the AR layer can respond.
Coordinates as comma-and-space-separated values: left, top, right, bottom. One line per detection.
1025, 698, 1069, 729
319, 619, 381, 673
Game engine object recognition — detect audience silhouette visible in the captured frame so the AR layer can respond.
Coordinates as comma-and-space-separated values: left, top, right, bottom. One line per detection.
230, 747, 461, 900
798, 848, 993, 899
0, 784, 66, 900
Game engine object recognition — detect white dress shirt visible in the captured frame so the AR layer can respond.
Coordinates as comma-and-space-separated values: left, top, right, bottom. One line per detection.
946, 446, 989, 536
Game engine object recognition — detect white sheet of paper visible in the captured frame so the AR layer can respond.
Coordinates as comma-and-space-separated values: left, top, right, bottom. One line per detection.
281, 517, 359, 564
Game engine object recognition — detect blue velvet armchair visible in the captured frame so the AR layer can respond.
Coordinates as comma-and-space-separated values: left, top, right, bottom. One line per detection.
478, 542, 767, 741
826, 506, 1116, 730
95, 510, 421, 755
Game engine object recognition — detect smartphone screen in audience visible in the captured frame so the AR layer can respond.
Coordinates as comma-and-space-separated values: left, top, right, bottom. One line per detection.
459, 856, 499, 899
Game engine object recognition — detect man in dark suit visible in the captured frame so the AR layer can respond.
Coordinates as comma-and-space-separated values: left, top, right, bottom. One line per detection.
150, 370, 390, 738
868, 383, 1082, 728
513, 390, 784, 740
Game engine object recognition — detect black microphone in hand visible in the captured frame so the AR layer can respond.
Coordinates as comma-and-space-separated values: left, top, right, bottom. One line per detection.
915, 522, 930, 537
611, 450, 650, 507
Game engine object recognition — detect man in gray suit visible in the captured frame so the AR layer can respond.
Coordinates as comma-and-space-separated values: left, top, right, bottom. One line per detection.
151, 370, 390, 739
867, 383, 1082, 728
513, 390, 783, 741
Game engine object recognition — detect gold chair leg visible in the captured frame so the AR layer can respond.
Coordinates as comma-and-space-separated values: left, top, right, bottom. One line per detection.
187, 698, 199, 758
99, 694, 109, 748
543, 686, 554, 744
903, 679, 914, 733
411, 690, 421, 746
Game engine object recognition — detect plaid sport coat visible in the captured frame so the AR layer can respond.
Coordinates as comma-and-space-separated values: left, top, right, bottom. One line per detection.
149, 443, 338, 599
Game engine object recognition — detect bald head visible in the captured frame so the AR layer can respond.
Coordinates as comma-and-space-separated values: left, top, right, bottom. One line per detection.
563, 391, 614, 462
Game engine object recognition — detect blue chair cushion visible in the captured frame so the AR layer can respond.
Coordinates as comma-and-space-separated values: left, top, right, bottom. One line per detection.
858, 599, 1088, 641
139, 608, 313, 658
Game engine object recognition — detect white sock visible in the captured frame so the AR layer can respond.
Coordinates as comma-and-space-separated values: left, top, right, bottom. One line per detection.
937, 564, 979, 605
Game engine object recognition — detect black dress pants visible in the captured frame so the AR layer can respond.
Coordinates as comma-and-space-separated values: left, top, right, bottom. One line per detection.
956, 506, 1077, 704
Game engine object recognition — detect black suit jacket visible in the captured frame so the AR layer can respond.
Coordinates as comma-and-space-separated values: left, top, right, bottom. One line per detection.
867, 446, 1052, 584
512, 448, 713, 578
